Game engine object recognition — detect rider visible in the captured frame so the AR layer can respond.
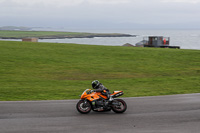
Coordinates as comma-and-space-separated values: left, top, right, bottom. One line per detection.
91, 80, 113, 102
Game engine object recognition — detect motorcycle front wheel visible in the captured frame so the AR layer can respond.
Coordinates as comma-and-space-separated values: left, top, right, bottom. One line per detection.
76, 100, 92, 114
111, 99, 127, 113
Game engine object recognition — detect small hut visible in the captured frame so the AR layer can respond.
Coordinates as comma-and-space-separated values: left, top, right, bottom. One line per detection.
135, 36, 180, 49
123, 43, 134, 47
22, 38, 38, 42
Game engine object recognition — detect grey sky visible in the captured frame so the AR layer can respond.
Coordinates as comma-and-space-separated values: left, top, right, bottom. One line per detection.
0, 0, 200, 29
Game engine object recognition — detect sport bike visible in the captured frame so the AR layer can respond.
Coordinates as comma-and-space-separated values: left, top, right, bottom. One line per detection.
76, 89, 127, 114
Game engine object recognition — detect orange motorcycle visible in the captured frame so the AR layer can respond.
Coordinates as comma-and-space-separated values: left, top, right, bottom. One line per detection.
76, 89, 127, 114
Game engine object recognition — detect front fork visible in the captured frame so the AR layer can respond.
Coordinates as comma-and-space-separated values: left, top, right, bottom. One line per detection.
82, 99, 90, 108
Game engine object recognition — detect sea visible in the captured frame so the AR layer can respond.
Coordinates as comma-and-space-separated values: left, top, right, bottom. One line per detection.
2, 29, 200, 50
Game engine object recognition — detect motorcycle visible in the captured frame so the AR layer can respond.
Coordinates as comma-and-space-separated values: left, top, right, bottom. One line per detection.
76, 89, 127, 114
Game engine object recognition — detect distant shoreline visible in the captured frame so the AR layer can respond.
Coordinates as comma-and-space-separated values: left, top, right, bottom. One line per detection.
0, 34, 135, 39
0, 30, 136, 39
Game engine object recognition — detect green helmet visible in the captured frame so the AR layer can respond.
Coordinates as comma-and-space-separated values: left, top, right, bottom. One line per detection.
92, 80, 100, 89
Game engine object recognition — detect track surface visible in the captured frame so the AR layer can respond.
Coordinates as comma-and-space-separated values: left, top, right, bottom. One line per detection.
0, 93, 200, 133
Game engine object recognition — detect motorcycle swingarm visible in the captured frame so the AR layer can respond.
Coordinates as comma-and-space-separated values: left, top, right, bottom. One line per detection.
111, 101, 121, 106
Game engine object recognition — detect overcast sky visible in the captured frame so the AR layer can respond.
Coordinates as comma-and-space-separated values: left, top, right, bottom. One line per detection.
0, 0, 200, 29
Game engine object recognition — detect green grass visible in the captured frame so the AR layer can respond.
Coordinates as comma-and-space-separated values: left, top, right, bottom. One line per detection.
0, 40, 199, 101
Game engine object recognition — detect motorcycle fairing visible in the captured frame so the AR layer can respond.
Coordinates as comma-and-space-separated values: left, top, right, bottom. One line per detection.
80, 89, 107, 102
80, 89, 123, 101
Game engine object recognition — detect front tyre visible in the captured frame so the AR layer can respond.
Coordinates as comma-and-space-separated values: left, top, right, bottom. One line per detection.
111, 99, 127, 113
76, 100, 91, 114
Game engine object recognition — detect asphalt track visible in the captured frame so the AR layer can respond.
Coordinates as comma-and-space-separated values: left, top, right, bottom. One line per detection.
0, 93, 200, 133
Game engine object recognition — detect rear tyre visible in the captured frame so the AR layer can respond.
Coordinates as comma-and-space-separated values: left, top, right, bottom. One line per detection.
111, 99, 127, 113
76, 100, 91, 114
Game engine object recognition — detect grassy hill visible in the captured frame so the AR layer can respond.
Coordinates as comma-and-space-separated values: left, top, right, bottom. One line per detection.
0, 40, 199, 101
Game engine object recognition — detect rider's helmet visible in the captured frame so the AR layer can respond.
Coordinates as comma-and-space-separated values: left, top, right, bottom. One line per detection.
92, 80, 100, 89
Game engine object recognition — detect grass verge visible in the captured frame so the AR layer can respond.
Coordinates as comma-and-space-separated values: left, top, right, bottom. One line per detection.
0, 41, 199, 101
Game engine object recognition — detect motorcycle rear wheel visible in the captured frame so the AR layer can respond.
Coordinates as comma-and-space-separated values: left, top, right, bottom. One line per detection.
76, 100, 91, 114
111, 99, 127, 113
